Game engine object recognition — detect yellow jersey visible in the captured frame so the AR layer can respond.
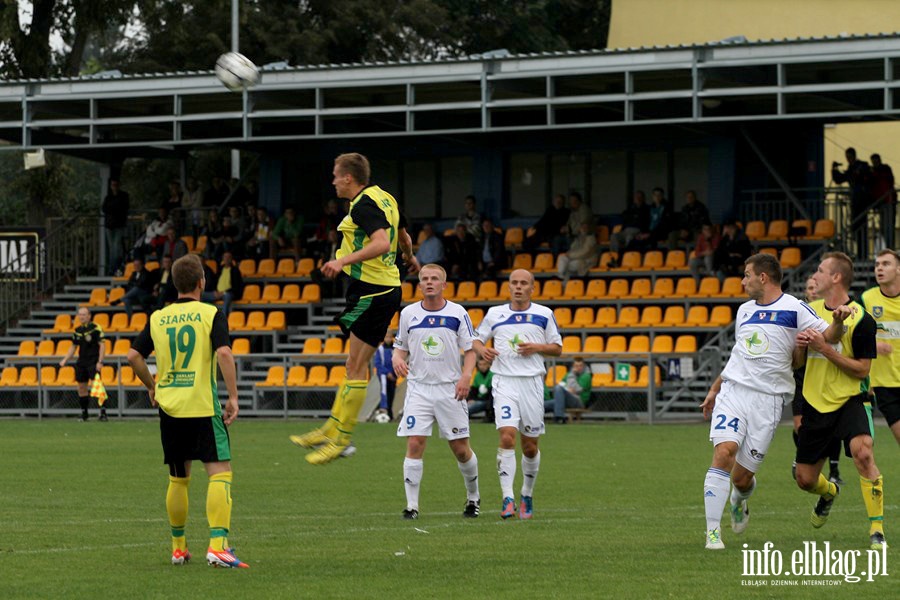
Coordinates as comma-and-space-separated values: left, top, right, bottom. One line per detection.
860, 286, 900, 387
803, 298, 877, 413
337, 185, 401, 287
133, 298, 230, 418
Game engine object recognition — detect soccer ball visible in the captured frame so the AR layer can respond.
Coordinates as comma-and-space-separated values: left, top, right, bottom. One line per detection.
215, 52, 260, 92
374, 411, 391, 424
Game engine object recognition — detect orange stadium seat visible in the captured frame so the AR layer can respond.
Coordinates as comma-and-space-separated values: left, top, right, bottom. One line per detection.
614, 251, 642, 271
194, 236, 208, 254
672, 278, 697, 298
237, 284, 261, 305
256, 366, 285, 387
648, 278, 675, 299
473, 281, 498, 302
18, 340, 36, 356
627, 335, 650, 353
286, 366, 307, 386
792, 219, 813, 237
232, 338, 250, 355
651, 335, 673, 354
44, 314, 72, 334
639, 306, 662, 327
663, 250, 687, 270
623, 278, 651, 300
256, 259, 276, 278
571, 307, 594, 328
260, 284, 281, 303
764, 220, 789, 240
617, 306, 640, 327
592, 369, 614, 386
54, 366, 76, 387
228, 311, 246, 330
401, 282, 414, 302
0, 367, 17, 386
697, 277, 720, 298
759, 247, 777, 257
537, 280, 562, 301
632, 365, 661, 387
709, 305, 733, 327
245, 312, 266, 330
545, 365, 566, 387
53, 340, 72, 357
107, 313, 129, 333
553, 308, 573, 328
327, 366, 346, 386
36, 340, 55, 356
681, 306, 709, 327
594, 307, 616, 328
638, 251, 664, 271
456, 281, 477, 302
605, 336, 627, 354
717, 277, 743, 298
675, 335, 698, 353
302, 338, 323, 354
389, 313, 400, 331
264, 311, 286, 331
111, 339, 131, 357
300, 284, 321, 304
662, 306, 685, 326
40, 366, 57, 386
275, 258, 296, 277
504, 227, 524, 247
583, 336, 604, 354
562, 336, 582, 354
507, 254, 532, 272
145, 261, 160, 271
84, 288, 107, 307
281, 284, 301, 303
305, 366, 328, 386
533, 253, 555, 273
118, 365, 140, 386
129, 313, 147, 332
780, 247, 802, 269
92, 312, 110, 331
594, 252, 618, 272
585, 279, 607, 299
561, 280, 584, 300
467, 308, 484, 328
239, 259, 256, 278
99, 365, 116, 386
18, 366, 38, 386
607, 279, 629, 299
811, 219, 835, 239
745, 221, 766, 240
323, 338, 343, 354
496, 281, 510, 301
296, 258, 315, 277
180, 236, 195, 252
107, 288, 125, 305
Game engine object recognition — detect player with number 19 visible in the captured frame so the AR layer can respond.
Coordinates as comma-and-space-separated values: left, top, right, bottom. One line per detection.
699, 253, 846, 550
392, 264, 480, 519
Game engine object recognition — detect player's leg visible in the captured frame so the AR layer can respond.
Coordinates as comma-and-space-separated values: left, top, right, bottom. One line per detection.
437, 394, 479, 517
494, 376, 521, 518
519, 435, 540, 519
398, 384, 437, 518
795, 401, 840, 528
200, 415, 247, 568
517, 377, 545, 519
403, 436, 427, 519
873, 387, 900, 446
848, 429, 885, 549
76, 379, 90, 421
167, 460, 192, 564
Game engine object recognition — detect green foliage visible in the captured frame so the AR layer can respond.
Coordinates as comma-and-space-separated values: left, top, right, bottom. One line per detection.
0, 420, 895, 598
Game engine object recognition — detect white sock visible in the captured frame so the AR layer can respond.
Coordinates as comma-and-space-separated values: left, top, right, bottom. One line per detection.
403, 457, 423, 511
457, 452, 479, 502
497, 448, 516, 499
704, 467, 731, 531
521, 451, 541, 497
729, 476, 756, 506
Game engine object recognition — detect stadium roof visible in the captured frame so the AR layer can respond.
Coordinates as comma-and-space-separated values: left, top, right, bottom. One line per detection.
3, 32, 900, 157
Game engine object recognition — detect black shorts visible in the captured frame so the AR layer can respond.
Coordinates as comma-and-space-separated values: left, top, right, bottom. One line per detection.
336, 278, 401, 348
796, 394, 873, 465
159, 409, 231, 467
791, 370, 806, 417
74, 363, 97, 383
872, 386, 900, 426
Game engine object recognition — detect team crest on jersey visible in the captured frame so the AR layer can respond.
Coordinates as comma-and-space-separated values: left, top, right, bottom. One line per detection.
84, 333, 92, 343
421, 334, 444, 356
873, 306, 884, 318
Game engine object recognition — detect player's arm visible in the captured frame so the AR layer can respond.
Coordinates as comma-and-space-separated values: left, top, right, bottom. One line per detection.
699, 375, 722, 419
822, 305, 853, 343
791, 343, 807, 369
211, 311, 239, 425
517, 341, 562, 357
472, 338, 499, 361
127, 320, 156, 404
96, 336, 105, 370
802, 323, 874, 380
59, 343, 76, 367
397, 217, 419, 274
456, 348, 476, 400
392, 348, 409, 378
321, 198, 391, 278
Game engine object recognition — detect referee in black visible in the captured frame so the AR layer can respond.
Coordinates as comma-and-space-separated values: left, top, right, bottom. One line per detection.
59, 307, 107, 421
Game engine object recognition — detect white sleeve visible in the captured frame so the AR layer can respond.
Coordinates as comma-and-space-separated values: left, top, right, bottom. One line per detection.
475, 310, 493, 343
394, 309, 410, 351
544, 310, 563, 346
458, 309, 474, 351
798, 300, 829, 332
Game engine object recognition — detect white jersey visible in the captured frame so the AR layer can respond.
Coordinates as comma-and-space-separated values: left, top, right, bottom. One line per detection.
721, 293, 829, 396
394, 300, 474, 384
475, 302, 562, 377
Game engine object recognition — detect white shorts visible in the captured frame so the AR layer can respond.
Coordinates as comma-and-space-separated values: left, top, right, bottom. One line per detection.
709, 379, 787, 472
396, 380, 471, 440
492, 374, 545, 437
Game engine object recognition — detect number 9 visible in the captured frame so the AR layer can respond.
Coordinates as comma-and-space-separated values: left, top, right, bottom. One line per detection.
406, 415, 416, 429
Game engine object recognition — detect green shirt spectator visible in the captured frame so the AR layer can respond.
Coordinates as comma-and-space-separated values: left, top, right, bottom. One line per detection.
544, 357, 592, 423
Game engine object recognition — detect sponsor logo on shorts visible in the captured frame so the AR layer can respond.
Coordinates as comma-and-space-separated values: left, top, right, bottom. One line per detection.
750, 449, 765, 460
451, 427, 469, 435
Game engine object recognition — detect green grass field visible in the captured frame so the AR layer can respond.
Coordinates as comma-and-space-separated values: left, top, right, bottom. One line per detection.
0, 419, 896, 599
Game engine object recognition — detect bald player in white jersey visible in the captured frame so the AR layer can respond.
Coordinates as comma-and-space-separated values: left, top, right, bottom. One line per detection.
700, 253, 847, 550
392, 264, 480, 519
473, 269, 562, 520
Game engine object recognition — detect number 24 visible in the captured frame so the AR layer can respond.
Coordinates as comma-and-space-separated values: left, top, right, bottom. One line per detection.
714, 415, 739, 432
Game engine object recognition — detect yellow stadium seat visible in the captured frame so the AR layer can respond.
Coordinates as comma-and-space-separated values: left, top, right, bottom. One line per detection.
473, 281, 498, 301
648, 278, 675, 299
44, 314, 72, 334
275, 258, 296, 277
256, 366, 285, 387
504, 227, 524, 247
456, 281, 477, 302
103, 339, 112, 357
593, 251, 618, 272
675, 335, 698, 353
709, 305, 733, 327
305, 365, 328, 386
745, 221, 766, 240
108, 313, 129, 333
265, 311, 286, 330
638, 251, 664, 271
389, 312, 400, 330
583, 336, 604, 354
239, 259, 256, 278
40, 366, 57, 386
296, 258, 316, 276
592, 369, 613, 386
627, 335, 650, 353
194, 236, 208, 254
300, 284, 321, 303
101, 366, 116, 386
595, 225, 610, 244
561, 280, 584, 300
617, 306, 640, 327
245, 311, 266, 330
605, 336, 627, 353
716, 277, 744, 298
180, 235, 195, 252
662, 306, 686, 326
507, 254, 533, 272
544, 365, 566, 387
401, 282, 414, 302
18, 340, 36, 356
54, 366, 76, 387
145, 261, 160, 271
84, 288, 107, 307
323, 338, 343, 354
623, 278, 651, 300
287, 366, 307, 386
811, 219, 835, 239
554, 308, 573, 328
232, 338, 250, 355
672, 278, 697, 298
585, 279, 607, 299
764, 220, 788, 240
606, 279, 629, 299
107, 288, 125, 305
18, 366, 38, 386
663, 250, 687, 270
681, 306, 709, 327
0, 367, 17, 386
537, 280, 562, 301
614, 251, 642, 271
631, 365, 661, 387
497, 281, 510, 301
533, 253, 555, 272
281, 284, 301, 303
792, 219, 813, 238
302, 338, 322, 354
256, 259, 276, 278
237, 284, 261, 305
228, 311, 246, 330
651, 335, 673, 353
467, 308, 484, 328
129, 313, 147, 332
594, 307, 617, 328
37, 340, 55, 356
118, 262, 135, 281
260, 284, 281, 303
759, 247, 777, 257
93, 313, 110, 330
571, 307, 595, 328
327, 366, 346, 386
111, 339, 132, 357
697, 277, 720, 297
640, 306, 663, 327
780, 247, 802, 269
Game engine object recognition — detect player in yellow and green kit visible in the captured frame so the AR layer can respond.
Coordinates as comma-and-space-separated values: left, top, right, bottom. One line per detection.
128, 253, 248, 568
861, 248, 900, 447
290, 152, 418, 465
794, 252, 886, 550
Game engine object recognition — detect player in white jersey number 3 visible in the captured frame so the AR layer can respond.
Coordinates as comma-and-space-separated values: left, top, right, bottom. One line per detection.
473, 269, 563, 520
700, 254, 847, 550
392, 264, 480, 519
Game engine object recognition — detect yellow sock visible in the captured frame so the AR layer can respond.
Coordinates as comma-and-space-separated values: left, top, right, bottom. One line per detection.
166, 476, 190, 552
810, 473, 837, 499
322, 381, 345, 438
860, 475, 885, 536
336, 379, 368, 443
207, 472, 233, 552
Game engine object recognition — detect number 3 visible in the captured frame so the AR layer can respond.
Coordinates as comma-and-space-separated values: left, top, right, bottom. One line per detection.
501, 406, 512, 419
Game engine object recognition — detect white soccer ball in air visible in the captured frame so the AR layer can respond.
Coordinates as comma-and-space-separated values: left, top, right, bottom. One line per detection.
374, 412, 391, 424
215, 52, 260, 92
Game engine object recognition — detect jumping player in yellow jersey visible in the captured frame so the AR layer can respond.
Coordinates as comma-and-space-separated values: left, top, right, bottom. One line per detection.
127, 254, 248, 568
290, 153, 419, 465
794, 252, 886, 550
861, 248, 900, 447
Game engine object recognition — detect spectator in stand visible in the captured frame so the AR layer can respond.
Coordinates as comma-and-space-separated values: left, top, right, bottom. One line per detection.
200, 250, 243, 316
102, 178, 130, 276
182, 178, 204, 237
479, 218, 507, 280
467, 357, 494, 422
160, 225, 189, 262
558, 222, 599, 283
524, 193, 570, 253
163, 180, 182, 212
832, 148, 873, 255
689, 223, 721, 282
557, 192, 594, 254
137, 207, 173, 262
246, 180, 259, 205
228, 178, 251, 210
444, 223, 480, 281
153, 255, 178, 309
609, 191, 650, 265
203, 209, 225, 260
227, 205, 249, 257
373, 331, 397, 421
636, 187, 673, 249
245, 207, 273, 260
670, 190, 711, 249
870, 153, 897, 249
415, 223, 444, 266
714, 220, 752, 280
456, 195, 484, 242
308, 199, 343, 260
204, 176, 229, 209
111, 257, 159, 318
271, 207, 304, 260
544, 357, 592, 424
